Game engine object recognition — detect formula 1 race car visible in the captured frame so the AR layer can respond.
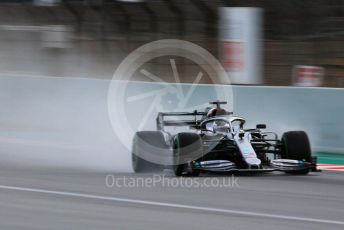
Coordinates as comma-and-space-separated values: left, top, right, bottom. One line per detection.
132, 101, 319, 176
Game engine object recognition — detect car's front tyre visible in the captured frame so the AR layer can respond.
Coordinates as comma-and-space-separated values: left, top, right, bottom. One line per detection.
281, 131, 311, 175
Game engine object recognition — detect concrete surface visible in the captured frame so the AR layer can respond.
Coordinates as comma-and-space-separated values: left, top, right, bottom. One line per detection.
0, 165, 343, 230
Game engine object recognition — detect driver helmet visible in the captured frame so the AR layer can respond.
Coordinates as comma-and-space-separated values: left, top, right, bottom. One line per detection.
207, 108, 227, 118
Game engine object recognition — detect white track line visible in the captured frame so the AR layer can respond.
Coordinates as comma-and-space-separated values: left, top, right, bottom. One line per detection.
0, 185, 343, 226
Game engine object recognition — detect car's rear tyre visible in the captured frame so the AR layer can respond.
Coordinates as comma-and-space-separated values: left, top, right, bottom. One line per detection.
281, 131, 311, 175
132, 131, 169, 173
173, 133, 202, 177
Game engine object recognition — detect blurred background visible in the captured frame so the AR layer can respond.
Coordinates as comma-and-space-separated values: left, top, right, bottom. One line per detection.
0, 0, 343, 86
1, 3, 344, 229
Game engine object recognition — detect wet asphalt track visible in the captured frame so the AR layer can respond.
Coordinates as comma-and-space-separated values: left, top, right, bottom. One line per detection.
0, 165, 343, 230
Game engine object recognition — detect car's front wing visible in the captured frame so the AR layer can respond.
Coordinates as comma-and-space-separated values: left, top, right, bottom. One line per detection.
191, 159, 319, 173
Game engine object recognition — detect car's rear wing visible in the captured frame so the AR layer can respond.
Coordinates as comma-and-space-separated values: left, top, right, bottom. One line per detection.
156, 111, 206, 131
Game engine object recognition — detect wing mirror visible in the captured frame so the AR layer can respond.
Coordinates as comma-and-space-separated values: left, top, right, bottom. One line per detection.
239, 131, 245, 139
256, 124, 266, 129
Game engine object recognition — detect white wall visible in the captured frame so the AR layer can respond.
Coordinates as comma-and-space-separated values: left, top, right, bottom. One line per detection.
0, 75, 343, 171
233, 86, 344, 153
0, 75, 130, 171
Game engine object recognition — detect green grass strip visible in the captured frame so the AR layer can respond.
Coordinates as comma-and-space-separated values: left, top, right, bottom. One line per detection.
314, 152, 344, 165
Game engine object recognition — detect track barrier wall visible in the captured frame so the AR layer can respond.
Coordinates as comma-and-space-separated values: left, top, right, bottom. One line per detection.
0, 75, 343, 171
